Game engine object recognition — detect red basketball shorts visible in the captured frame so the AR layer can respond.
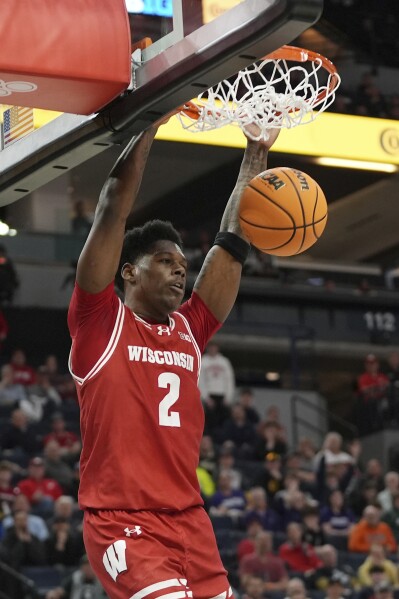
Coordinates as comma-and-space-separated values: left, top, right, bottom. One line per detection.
83, 505, 232, 599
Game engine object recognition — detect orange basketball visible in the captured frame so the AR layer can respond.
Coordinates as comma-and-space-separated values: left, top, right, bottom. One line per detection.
239, 167, 328, 256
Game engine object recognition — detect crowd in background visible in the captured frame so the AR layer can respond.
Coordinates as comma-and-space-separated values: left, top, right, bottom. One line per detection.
330, 72, 399, 120
1, 343, 399, 598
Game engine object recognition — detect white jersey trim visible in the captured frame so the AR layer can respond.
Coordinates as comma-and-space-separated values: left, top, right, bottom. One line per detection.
174, 311, 202, 383
131, 578, 184, 599
69, 298, 125, 386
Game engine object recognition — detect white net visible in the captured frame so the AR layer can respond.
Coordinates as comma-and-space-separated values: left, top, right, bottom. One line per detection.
177, 49, 341, 141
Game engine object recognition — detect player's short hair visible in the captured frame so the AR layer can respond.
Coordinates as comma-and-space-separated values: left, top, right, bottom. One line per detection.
116, 219, 183, 290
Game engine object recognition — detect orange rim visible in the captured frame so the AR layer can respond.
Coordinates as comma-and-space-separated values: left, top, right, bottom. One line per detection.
179, 45, 340, 120
265, 45, 341, 105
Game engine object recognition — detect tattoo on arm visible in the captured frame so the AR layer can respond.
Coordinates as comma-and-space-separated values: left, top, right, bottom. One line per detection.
221, 142, 269, 237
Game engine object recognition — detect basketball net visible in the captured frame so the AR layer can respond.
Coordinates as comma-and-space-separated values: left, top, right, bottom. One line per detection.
177, 46, 341, 141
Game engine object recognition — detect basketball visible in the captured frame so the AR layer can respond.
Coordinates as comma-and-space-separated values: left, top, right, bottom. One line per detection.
239, 167, 328, 256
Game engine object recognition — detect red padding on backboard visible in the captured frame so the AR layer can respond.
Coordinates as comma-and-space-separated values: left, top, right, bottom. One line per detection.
0, 0, 131, 115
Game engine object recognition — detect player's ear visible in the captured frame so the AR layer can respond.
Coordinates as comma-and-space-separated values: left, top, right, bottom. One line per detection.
121, 262, 136, 284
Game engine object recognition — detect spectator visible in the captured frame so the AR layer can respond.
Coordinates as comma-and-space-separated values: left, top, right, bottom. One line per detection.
46, 515, 84, 567
302, 508, 326, 547
386, 351, 399, 422
237, 517, 264, 562
9, 349, 36, 387
43, 412, 81, 462
297, 437, 317, 473
45, 553, 107, 599
47, 495, 82, 530
280, 489, 314, 529
238, 388, 260, 425
314, 432, 353, 470
284, 577, 310, 599
362, 460, 385, 492
323, 572, 349, 599
240, 531, 289, 592
0, 244, 19, 303
358, 544, 399, 588
43, 440, 75, 493
262, 405, 287, 442
285, 452, 316, 490
43, 354, 77, 403
220, 404, 257, 458
320, 489, 355, 541
358, 569, 393, 599
310, 545, 346, 591
208, 470, 246, 519
2, 493, 49, 541
377, 472, 399, 513
0, 364, 27, 410
241, 575, 267, 599
374, 582, 395, 599
254, 420, 287, 461
357, 355, 389, 435
278, 522, 322, 574
198, 435, 217, 479
16, 456, 63, 517
382, 491, 399, 535
0, 461, 15, 518
245, 486, 281, 532
0, 508, 47, 569
199, 341, 235, 406
348, 505, 397, 554
23, 365, 62, 422
216, 444, 242, 490
196, 464, 216, 500
1, 408, 39, 456
253, 453, 284, 500
350, 482, 380, 520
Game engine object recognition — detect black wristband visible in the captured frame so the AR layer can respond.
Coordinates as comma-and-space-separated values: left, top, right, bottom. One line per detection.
213, 232, 250, 265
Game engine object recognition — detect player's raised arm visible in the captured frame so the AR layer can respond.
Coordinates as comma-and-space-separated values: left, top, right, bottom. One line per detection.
76, 127, 157, 294
193, 129, 280, 322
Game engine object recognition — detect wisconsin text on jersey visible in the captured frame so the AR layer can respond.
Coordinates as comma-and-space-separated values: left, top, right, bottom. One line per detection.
128, 346, 195, 372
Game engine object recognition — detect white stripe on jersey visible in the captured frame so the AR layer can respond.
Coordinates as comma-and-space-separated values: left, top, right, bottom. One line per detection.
131, 579, 184, 599
69, 298, 125, 385
155, 592, 187, 599
209, 592, 226, 599
174, 311, 202, 383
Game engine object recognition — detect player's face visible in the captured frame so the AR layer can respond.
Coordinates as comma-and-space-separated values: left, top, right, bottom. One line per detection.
132, 240, 187, 319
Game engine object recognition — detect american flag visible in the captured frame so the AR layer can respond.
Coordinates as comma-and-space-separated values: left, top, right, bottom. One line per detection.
3, 105, 34, 148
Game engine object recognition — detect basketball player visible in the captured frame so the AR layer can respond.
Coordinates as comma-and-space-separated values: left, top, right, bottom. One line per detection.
68, 121, 279, 599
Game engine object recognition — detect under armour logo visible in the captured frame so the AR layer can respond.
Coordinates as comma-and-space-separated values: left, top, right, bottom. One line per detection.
157, 326, 171, 336
124, 526, 142, 537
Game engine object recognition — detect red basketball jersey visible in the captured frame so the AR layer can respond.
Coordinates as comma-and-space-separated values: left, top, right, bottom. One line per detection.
68, 283, 220, 511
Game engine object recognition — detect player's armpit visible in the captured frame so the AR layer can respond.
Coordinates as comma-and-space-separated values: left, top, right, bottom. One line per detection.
193, 245, 242, 323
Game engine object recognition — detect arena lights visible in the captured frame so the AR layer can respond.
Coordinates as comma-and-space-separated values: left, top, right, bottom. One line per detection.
315, 157, 398, 173
0, 221, 17, 236
265, 371, 280, 382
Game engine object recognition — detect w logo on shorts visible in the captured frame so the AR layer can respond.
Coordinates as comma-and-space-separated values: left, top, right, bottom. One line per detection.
103, 540, 128, 581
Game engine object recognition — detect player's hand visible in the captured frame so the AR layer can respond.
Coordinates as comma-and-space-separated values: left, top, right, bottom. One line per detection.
243, 124, 280, 150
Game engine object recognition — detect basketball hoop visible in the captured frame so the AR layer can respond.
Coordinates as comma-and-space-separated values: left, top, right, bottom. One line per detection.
177, 45, 341, 141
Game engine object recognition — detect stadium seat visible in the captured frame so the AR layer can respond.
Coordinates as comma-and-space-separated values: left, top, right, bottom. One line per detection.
337, 551, 367, 571
21, 566, 61, 595
215, 529, 246, 550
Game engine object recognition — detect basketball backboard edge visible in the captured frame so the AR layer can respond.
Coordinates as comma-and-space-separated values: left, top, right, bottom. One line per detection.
0, 0, 323, 207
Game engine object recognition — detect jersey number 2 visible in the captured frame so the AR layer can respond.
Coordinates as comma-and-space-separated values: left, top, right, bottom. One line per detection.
158, 372, 181, 427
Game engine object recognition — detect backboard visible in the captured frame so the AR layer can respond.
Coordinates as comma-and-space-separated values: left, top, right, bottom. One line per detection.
0, 0, 323, 207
